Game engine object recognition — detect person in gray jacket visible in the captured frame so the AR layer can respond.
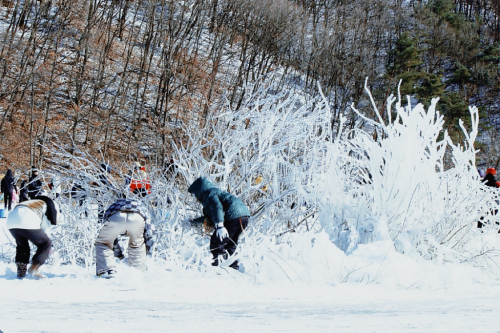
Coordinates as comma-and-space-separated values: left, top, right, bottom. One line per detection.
95, 199, 149, 278
188, 177, 250, 270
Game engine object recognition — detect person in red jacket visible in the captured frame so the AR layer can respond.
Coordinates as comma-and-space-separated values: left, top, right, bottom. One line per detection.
127, 162, 151, 197
478, 167, 500, 231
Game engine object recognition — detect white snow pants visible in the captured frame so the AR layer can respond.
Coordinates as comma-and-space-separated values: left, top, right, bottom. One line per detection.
95, 212, 146, 275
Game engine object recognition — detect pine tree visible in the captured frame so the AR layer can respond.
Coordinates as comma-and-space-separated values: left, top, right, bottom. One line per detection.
415, 73, 446, 106
386, 32, 424, 96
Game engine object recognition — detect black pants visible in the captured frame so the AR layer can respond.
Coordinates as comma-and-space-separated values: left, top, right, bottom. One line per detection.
133, 188, 149, 197
19, 192, 29, 203
210, 216, 248, 269
4, 192, 12, 211
9, 228, 52, 265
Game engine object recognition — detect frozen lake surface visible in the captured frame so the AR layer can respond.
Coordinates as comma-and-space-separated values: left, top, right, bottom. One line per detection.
1, 260, 499, 333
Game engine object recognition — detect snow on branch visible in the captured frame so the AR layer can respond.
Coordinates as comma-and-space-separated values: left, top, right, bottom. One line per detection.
3, 80, 496, 278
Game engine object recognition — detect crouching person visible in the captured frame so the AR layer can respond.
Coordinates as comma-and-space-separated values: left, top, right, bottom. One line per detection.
95, 199, 148, 278
188, 177, 250, 270
7, 196, 58, 279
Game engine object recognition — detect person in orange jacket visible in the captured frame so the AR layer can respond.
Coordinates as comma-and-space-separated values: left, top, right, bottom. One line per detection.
478, 167, 500, 231
127, 162, 151, 197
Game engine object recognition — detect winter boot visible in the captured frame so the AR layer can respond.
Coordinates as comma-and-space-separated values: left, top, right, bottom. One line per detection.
28, 264, 47, 279
16, 263, 28, 279
211, 253, 228, 267
97, 269, 117, 279
229, 259, 240, 271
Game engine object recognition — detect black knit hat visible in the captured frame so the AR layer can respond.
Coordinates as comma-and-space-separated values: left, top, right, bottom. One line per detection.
31, 166, 39, 173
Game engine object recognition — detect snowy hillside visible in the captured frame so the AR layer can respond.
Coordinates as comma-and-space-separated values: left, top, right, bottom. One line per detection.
0, 0, 499, 168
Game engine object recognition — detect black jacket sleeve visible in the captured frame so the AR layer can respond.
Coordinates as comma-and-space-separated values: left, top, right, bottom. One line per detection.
34, 195, 57, 225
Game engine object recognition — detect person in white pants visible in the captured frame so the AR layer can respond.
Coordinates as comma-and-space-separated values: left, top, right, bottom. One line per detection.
95, 199, 149, 278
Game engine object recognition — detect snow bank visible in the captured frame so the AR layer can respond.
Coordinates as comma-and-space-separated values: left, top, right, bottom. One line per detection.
2, 253, 500, 333
0, 227, 497, 291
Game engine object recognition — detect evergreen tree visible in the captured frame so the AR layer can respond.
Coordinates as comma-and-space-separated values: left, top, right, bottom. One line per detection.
386, 32, 424, 97
415, 73, 446, 106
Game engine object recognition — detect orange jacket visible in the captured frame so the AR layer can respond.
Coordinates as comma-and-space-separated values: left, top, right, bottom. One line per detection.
130, 167, 151, 194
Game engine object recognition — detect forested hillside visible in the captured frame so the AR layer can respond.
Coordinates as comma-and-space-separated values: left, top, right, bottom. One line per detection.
0, 0, 498, 171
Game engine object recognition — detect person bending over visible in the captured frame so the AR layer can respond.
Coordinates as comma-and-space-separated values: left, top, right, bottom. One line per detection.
188, 177, 250, 270
7, 196, 58, 279
95, 199, 149, 278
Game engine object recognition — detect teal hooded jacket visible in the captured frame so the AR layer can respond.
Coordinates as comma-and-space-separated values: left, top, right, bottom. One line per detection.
188, 177, 250, 224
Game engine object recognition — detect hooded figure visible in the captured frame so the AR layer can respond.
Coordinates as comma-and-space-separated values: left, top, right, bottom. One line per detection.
28, 167, 43, 199
19, 180, 29, 203
7, 196, 58, 279
1, 169, 16, 211
188, 177, 250, 270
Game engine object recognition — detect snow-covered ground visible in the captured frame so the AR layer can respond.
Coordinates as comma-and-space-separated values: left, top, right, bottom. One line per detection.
1, 265, 499, 332
1, 218, 500, 333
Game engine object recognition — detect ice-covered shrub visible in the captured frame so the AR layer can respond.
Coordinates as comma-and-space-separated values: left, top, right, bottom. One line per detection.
2, 80, 498, 279
310, 81, 499, 268
172, 86, 332, 235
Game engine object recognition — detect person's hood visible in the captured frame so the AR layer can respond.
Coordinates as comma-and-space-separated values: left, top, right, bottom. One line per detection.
5, 169, 12, 178
188, 177, 217, 201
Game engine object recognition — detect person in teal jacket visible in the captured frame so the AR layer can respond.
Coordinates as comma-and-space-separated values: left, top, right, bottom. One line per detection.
188, 177, 250, 270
